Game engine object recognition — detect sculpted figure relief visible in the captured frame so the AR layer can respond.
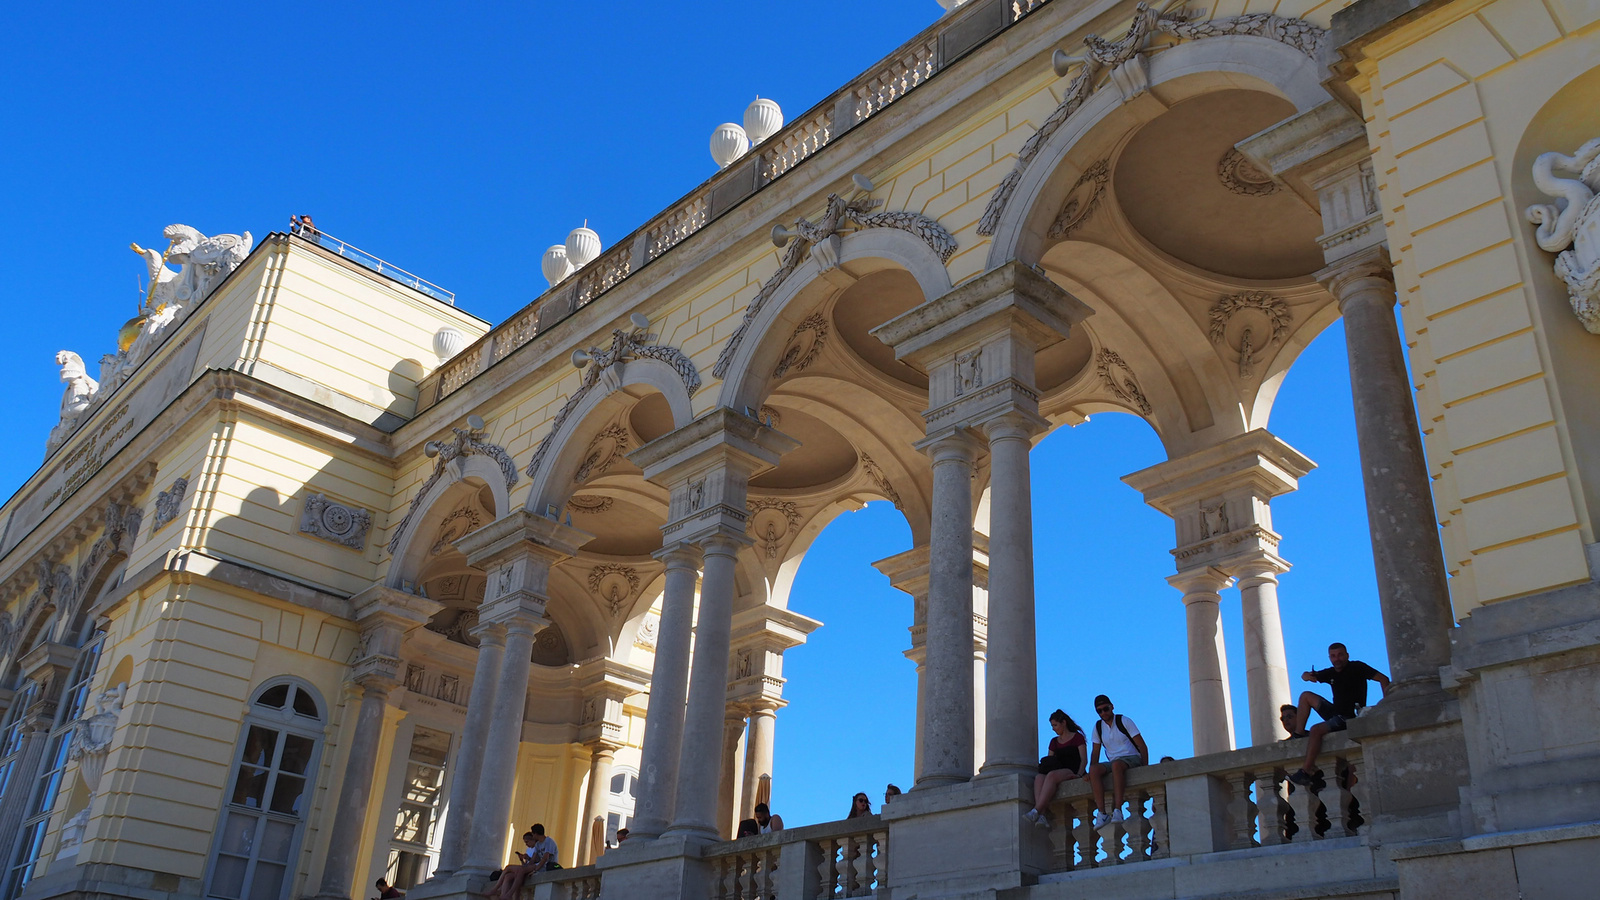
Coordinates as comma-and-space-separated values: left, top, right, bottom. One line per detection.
45, 351, 99, 455
1526, 137, 1600, 333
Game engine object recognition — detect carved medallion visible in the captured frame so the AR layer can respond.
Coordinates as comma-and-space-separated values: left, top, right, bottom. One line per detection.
430, 505, 483, 555
567, 494, 614, 515
773, 313, 828, 378
574, 424, 631, 483
1207, 291, 1291, 378
587, 564, 641, 618
300, 493, 373, 550
757, 406, 782, 429
746, 498, 803, 559
1095, 349, 1153, 416
1217, 149, 1279, 197
1048, 160, 1110, 238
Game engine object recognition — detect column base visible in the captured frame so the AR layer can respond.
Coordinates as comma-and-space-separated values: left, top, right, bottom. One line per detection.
881, 772, 1051, 898
912, 773, 971, 790
594, 832, 713, 900
975, 761, 1036, 780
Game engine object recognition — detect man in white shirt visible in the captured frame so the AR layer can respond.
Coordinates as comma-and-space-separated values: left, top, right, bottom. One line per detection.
527, 823, 559, 871
1085, 694, 1149, 828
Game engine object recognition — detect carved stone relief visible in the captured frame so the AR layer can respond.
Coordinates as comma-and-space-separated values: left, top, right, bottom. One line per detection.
747, 499, 803, 559
574, 424, 631, 483
430, 505, 483, 555
153, 476, 188, 532
299, 493, 373, 550
860, 454, 903, 509
1200, 502, 1232, 538
567, 495, 614, 515
1048, 159, 1110, 238
1095, 349, 1153, 416
714, 189, 957, 379
1526, 137, 1600, 333
687, 479, 707, 512
1207, 292, 1291, 379
635, 614, 660, 650
954, 349, 983, 397
1217, 149, 1280, 197
757, 406, 782, 429
734, 648, 755, 680
389, 420, 519, 554
587, 564, 641, 618
979, 8, 1328, 235
772, 313, 829, 378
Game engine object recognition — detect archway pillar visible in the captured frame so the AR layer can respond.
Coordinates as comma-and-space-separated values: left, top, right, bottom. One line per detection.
575, 657, 649, 862
454, 512, 591, 876
628, 409, 797, 845
1123, 430, 1315, 748
874, 261, 1093, 784
314, 586, 439, 900
726, 605, 818, 827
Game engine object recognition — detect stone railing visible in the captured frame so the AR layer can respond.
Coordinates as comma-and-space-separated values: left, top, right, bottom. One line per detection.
418, 0, 1050, 412
1043, 737, 1367, 871
526, 864, 602, 900
705, 815, 889, 900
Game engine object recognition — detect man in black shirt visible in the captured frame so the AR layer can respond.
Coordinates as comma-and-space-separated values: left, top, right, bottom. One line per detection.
1287, 642, 1389, 786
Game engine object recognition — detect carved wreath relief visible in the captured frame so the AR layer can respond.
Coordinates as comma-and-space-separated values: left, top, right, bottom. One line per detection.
574, 424, 630, 483
1207, 292, 1291, 379
300, 493, 373, 550
1049, 160, 1110, 238
1095, 348, 1153, 416
430, 505, 482, 555
773, 313, 829, 378
860, 453, 903, 509
1526, 137, 1600, 334
747, 498, 803, 559
587, 564, 641, 618
1217, 150, 1279, 197
567, 494, 614, 515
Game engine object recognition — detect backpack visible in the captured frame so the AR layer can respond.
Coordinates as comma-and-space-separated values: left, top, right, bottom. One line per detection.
1094, 714, 1135, 747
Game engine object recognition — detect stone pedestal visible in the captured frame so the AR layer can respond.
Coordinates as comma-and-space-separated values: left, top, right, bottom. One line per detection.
879, 773, 1052, 898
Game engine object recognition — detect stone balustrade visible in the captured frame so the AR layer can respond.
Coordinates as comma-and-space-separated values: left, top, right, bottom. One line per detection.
704, 815, 888, 900
524, 865, 602, 900
1043, 735, 1366, 871
418, 0, 1055, 412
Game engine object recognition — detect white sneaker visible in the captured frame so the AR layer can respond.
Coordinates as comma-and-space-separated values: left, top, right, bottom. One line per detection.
1110, 808, 1125, 824
1033, 811, 1052, 830
1023, 808, 1040, 824
1092, 810, 1109, 828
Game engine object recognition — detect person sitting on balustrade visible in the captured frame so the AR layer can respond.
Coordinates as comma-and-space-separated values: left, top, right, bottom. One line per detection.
736, 817, 761, 838
1287, 643, 1389, 787
753, 802, 784, 833
1279, 703, 1308, 740
1025, 709, 1086, 829
488, 831, 541, 900
1085, 695, 1148, 828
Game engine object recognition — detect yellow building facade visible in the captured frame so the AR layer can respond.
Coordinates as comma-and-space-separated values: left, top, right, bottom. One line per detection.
1, 0, 1596, 898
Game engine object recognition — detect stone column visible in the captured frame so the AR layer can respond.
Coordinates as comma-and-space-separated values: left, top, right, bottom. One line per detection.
717, 709, 748, 837
630, 543, 700, 840
433, 623, 505, 875
667, 531, 748, 838
1237, 559, 1293, 744
315, 587, 437, 900
455, 511, 590, 874
741, 704, 777, 819
874, 547, 931, 781
1169, 567, 1236, 756
918, 432, 981, 786
1317, 250, 1454, 690
979, 411, 1047, 778
579, 742, 617, 864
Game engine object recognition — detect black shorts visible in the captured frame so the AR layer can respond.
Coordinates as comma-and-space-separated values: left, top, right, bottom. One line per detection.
1039, 755, 1078, 775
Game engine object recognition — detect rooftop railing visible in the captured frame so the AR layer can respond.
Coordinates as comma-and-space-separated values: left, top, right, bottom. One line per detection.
296, 227, 457, 305
420, 0, 1055, 412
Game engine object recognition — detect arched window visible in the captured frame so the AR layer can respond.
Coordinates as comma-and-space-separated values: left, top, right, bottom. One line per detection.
0, 679, 37, 805
1, 615, 105, 899
606, 766, 638, 845
204, 679, 324, 900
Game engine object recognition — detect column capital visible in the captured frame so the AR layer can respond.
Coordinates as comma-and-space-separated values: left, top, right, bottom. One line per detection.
652, 541, 704, 570
976, 407, 1050, 442
1168, 566, 1234, 597
1315, 245, 1395, 308
915, 427, 986, 462
1231, 553, 1291, 583
576, 656, 651, 746
458, 509, 589, 627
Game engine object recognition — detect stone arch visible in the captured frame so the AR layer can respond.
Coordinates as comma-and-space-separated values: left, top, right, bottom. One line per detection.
716, 227, 955, 414
525, 358, 696, 517
386, 461, 505, 588
986, 34, 1335, 270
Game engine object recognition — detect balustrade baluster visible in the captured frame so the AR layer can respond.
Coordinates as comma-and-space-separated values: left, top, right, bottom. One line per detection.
743, 850, 763, 900
817, 837, 839, 900
853, 835, 875, 896
1283, 765, 1317, 843
1225, 771, 1256, 849
1126, 790, 1150, 861
1047, 796, 1072, 869
1149, 784, 1170, 859
1256, 771, 1288, 846
1074, 798, 1098, 867
1329, 756, 1359, 837
873, 829, 888, 892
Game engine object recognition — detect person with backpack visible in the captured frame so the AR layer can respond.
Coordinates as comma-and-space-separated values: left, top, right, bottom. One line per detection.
1085, 694, 1148, 828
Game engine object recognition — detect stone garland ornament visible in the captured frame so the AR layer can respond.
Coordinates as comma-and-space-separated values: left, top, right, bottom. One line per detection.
1048, 159, 1111, 238
388, 421, 519, 554
153, 477, 188, 531
860, 454, 903, 509
1217, 149, 1280, 197
713, 190, 958, 379
1526, 137, 1600, 334
300, 493, 373, 550
978, 8, 1328, 235
1207, 291, 1291, 378
772, 313, 829, 378
587, 564, 642, 618
1095, 348, 1153, 416
746, 498, 803, 559
526, 326, 701, 482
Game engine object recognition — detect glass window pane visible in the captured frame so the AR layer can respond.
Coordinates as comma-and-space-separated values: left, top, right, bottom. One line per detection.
220, 811, 258, 854
291, 688, 318, 719
610, 773, 625, 793
269, 774, 306, 815
231, 766, 269, 809
247, 861, 286, 900
210, 854, 249, 899
259, 819, 295, 863
277, 735, 314, 775
627, 774, 637, 798
240, 727, 280, 767
257, 685, 289, 709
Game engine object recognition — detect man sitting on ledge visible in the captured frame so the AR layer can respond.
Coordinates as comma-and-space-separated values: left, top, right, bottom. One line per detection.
1288, 642, 1389, 786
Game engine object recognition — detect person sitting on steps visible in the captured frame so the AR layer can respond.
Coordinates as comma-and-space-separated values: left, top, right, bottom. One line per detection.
1025, 709, 1086, 829
1085, 694, 1148, 828
1288, 642, 1389, 787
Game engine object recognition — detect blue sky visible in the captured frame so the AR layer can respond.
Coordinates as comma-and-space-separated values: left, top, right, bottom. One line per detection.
1, 3, 1391, 832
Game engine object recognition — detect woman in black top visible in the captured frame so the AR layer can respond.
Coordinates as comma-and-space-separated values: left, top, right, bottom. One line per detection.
1026, 710, 1086, 827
